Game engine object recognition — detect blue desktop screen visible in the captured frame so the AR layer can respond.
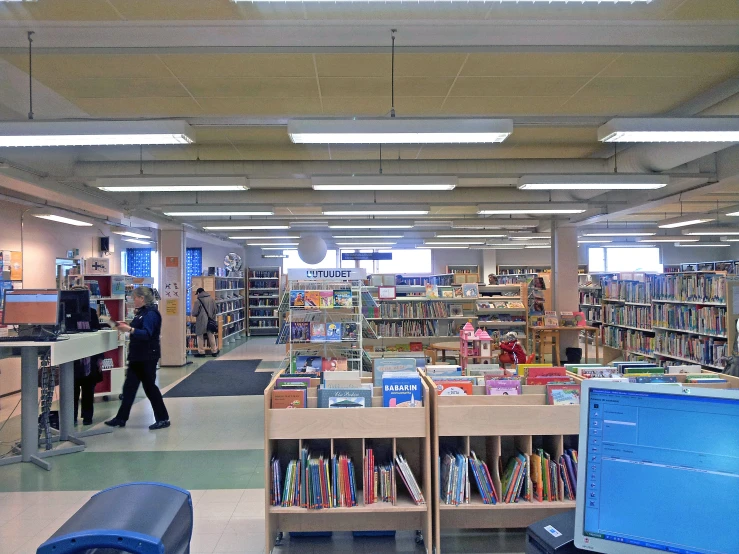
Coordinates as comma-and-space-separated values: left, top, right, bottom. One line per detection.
584, 388, 739, 554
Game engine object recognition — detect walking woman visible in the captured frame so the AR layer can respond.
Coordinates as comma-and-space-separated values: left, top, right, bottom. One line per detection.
105, 287, 171, 430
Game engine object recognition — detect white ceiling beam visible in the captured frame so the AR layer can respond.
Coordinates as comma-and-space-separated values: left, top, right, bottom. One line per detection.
0, 20, 736, 53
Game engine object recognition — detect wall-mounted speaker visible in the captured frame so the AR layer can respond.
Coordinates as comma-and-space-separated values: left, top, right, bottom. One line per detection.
99, 236, 110, 253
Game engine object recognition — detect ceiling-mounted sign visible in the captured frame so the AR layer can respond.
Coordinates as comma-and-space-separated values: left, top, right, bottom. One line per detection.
287, 268, 367, 281
341, 252, 392, 261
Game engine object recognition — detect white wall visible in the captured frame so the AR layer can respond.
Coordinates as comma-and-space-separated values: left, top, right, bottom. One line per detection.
496, 247, 552, 267
186, 235, 245, 275
432, 249, 483, 275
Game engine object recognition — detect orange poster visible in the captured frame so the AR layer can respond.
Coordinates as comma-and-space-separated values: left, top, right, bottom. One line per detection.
165, 256, 179, 268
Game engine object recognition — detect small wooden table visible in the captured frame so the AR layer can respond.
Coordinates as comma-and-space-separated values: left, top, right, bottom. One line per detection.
428, 341, 460, 364
529, 326, 599, 365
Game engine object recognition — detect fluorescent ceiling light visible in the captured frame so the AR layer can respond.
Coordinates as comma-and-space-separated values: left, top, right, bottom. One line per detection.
164, 211, 272, 217
598, 118, 739, 143
31, 213, 93, 227
452, 219, 538, 229
518, 174, 668, 191
472, 245, 524, 250
0, 120, 193, 147
312, 175, 457, 191
478, 203, 586, 215
720, 237, 739, 242
97, 177, 248, 192
332, 235, 403, 239
606, 244, 657, 248
658, 215, 716, 229
415, 246, 468, 249
525, 245, 551, 249
322, 209, 429, 216
289, 221, 330, 229
676, 242, 731, 247
123, 238, 152, 245
329, 224, 413, 229
639, 237, 699, 243
683, 227, 739, 236
289, 118, 512, 144
335, 242, 396, 246
509, 233, 550, 240
112, 230, 151, 239
228, 235, 299, 240
262, 247, 297, 251
204, 225, 289, 230
262, 254, 287, 258
424, 241, 485, 245
578, 240, 612, 244
246, 242, 299, 247
583, 231, 656, 237
726, 210, 739, 217
238, 1, 652, 4
436, 233, 506, 238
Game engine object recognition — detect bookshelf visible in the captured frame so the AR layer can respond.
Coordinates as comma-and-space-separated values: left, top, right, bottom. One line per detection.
446, 265, 480, 285
247, 266, 282, 336
475, 284, 528, 343
263, 372, 433, 554
189, 275, 246, 353
422, 373, 580, 553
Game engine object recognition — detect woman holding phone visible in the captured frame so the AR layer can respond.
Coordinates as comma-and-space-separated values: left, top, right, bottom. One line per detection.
105, 287, 170, 430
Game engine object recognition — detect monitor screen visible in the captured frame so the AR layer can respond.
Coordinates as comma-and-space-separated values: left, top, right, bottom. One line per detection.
59, 289, 91, 331
2, 289, 60, 326
575, 382, 739, 554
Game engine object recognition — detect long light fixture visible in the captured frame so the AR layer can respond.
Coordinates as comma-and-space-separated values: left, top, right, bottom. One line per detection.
726, 209, 739, 217
329, 223, 413, 229
204, 225, 289, 230
0, 120, 193, 147
246, 242, 299, 247
112, 229, 151, 239
415, 245, 468, 249
322, 208, 429, 216
228, 235, 299, 240
478, 203, 587, 215
262, 254, 288, 259
238, 1, 652, 4
525, 245, 551, 249
578, 240, 612, 244
312, 175, 457, 191
598, 118, 739, 143
658, 215, 716, 229
472, 245, 524, 250
335, 242, 397, 247
123, 238, 152, 245
720, 237, 739, 242
676, 242, 731, 247
289, 118, 513, 144
452, 219, 538, 229
97, 177, 248, 192
31, 212, 94, 227
435, 233, 506, 238
164, 210, 273, 217
583, 231, 656, 237
332, 235, 404, 239
509, 233, 551, 240
518, 174, 668, 191
424, 241, 485, 245
262, 247, 297, 251
639, 237, 699, 243
682, 226, 739, 236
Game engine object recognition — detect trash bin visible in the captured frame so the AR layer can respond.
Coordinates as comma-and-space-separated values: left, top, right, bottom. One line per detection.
37, 482, 193, 554
565, 347, 582, 364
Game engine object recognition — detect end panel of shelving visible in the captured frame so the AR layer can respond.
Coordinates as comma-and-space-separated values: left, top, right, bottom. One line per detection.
439, 501, 577, 530
436, 404, 579, 437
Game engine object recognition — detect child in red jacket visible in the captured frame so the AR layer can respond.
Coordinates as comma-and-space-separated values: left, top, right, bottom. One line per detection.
499, 332, 527, 369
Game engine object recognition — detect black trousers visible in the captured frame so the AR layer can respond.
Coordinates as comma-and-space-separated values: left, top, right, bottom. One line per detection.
74, 375, 96, 421
115, 359, 169, 422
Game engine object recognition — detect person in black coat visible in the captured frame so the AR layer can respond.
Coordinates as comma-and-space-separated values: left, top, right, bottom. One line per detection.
74, 307, 104, 425
105, 287, 171, 430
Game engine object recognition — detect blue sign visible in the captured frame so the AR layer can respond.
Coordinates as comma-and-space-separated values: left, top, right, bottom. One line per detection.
341, 252, 392, 261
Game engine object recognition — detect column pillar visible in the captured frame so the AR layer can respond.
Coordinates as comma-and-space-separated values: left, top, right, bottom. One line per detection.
160, 229, 186, 367
482, 250, 497, 284
551, 222, 580, 359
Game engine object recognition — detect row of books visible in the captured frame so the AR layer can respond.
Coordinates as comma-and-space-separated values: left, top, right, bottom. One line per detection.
602, 325, 656, 356
603, 304, 652, 330
529, 311, 586, 327
501, 448, 578, 504
249, 298, 278, 307
249, 270, 279, 279
650, 274, 726, 303
477, 314, 526, 323
655, 332, 728, 367
249, 280, 278, 289
369, 320, 450, 338
362, 301, 450, 319
249, 309, 276, 318
652, 305, 727, 336
569, 361, 729, 384
290, 289, 353, 309
212, 278, 243, 290
272, 450, 357, 509
578, 292, 602, 305
476, 301, 525, 309
215, 294, 244, 306
290, 321, 358, 342
581, 307, 602, 324
603, 280, 651, 304
440, 451, 498, 505
364, 449, 395, 505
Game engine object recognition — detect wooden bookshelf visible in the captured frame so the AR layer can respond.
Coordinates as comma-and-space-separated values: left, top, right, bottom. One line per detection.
475, 284, 528, 345
446, 265, 480, 285
190, 275, 245, 352
264, 371, 433, 554
247, 266, 282, 336
422, 374, 580, 553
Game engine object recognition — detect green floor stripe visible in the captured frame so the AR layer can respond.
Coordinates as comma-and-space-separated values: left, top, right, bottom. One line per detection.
0, 449, 264, 492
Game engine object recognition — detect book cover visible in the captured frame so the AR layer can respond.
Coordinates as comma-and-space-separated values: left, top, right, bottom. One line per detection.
546, 383, 581, 405
373, 358, 418, 386
544, 311, 559, 327
453, 286, 463, 298
527, 375, 575, 386
319, 290, 335, 309
623, 366, 663, 375
310, 322, 326, 342
630, 375, 678, 383
526, 366, 567, 379
382, 372, 423, 407
322, 371, 363, 388
579, 367, 618, 379
295, 355, 323, 373
434, 381, 473, 396
425, 364, 463, 377
485, 379, 522, 396
462, 283, 479, 298
342, 322, 358, 341
291, 322, 311, 342
325, 322, 342, 341
304, 290, 320, 308
290, 290, 305, 308
333, 289, 353, 308
331, 357, 348, 371
318, 387, 372, 408
666, 364, 703, 374
275, 377, 311, 389
425, 283, 439, 298
272, 389, 306, 409
409, 342, 424, 352
440, 287, 454, 298
449, 304, 464, 317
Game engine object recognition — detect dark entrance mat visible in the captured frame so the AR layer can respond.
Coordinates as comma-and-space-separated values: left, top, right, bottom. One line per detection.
163, 359, 269, 397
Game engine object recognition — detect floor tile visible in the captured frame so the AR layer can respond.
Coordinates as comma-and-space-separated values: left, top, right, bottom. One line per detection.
214, 531, 265, 553
190, 533, 223, 554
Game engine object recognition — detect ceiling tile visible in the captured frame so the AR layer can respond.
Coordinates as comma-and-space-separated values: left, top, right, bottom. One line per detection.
510, 127, 598, 145
181, 77, 319, 98
72, 97, 202, 117
195, 96, 323, 116
160, 54, 315, 79
669, 0, 739, 19
700, 93, 739, 116
462, 53, 618, 77
195, 127, 292, 145
1, 54, 169, 79
442, 96, 569, 115
319, 77, 454, 98
315, 54, 389, 78
321, 96, 445, 116
45, 78, 188, 99
511, 145, 601, 158
107, 0, 241, 20
574, 76, 717, 99
0, 0, 122, 21
556, 94, 689, 116
449, 76, 590, 97
601, 53, 739, 77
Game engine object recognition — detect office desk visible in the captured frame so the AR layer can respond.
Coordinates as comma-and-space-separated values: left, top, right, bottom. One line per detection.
529, 326, 599, 365
0, 331, 118, 470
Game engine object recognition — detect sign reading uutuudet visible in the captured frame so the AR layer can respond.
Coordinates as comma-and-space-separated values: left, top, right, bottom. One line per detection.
287, 268, 367, 281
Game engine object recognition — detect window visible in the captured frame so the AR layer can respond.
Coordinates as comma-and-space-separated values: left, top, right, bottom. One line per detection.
282, 250, 338, 271
125, 248, 152, 277
185, 247, 203, 316
377, 249, 432, 274
589, 247, 662, 273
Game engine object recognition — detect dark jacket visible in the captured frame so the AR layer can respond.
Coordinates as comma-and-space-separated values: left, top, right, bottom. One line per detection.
74, 309, 103, 379
192, 291, 217, 335
128, 304, 162, 363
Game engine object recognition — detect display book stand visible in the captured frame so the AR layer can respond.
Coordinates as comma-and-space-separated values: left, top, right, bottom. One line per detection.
68, 273, 126, 399
189, 275, 245, 353
247, 266, 282, 336
475, 283, 528, 346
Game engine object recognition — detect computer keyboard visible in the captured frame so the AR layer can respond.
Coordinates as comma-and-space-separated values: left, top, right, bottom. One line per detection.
0, 335, 56, 343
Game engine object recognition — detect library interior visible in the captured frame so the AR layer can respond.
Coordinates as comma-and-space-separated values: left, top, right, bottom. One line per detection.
0, 1, 738, 554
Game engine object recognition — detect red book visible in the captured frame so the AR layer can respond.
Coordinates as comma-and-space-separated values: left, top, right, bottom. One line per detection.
526, 366, 567, 380
526, 375, 574, 386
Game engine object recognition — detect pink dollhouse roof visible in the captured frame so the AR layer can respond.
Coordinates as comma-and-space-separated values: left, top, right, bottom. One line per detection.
475, 329, 492, 340
462, 322, 475, 332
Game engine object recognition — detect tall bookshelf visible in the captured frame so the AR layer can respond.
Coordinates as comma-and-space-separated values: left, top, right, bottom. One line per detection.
446, 265, 480, 285
247, 266, 282, 336
601, 275, 656, 363
190, 275, 245, 353
577, 274, 604, 328
475, 284, 528, 344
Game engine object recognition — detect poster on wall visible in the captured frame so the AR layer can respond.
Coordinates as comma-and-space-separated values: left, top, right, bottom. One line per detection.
84, 257, 110, 275
163, 256, 181, 307
0, 251, 23, 281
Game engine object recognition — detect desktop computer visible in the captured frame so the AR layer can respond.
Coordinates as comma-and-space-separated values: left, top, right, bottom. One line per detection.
2, 289, 60, 327
573, 380, 739, 554
59, 289, 92, 333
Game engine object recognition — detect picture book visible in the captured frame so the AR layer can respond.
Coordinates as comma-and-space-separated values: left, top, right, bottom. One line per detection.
325, 322, 342, 342
449, 304, 464, 317
685, 376, 728, 383
342, 322, 358, 341
275, 377, 311, 389
440, 287, 454, 298
410, 342, 424, 352
630, 375, 678, 384
546, 383, 581, 405
310, 322, 326, 342
318, 386, 372, 408
322, 371, 363, 388
544, 311, 559, 327
382, 372, 423, 407
485, 379, 521, 396
272, 389, 307, 409
453, 286, 463, 298
290, 322, 311, 342
578, 367, 618, 379
434, 381, 473, 396
319, 290, 335, 309
506, 301, 525, 309
665, 364, 703, 374
462, 283, 479, 298
622, 366, 664, 375
290, 290, 305, 308
333, 289, 353, 308
529, 314, 544, 327
424, 364, 463, 377
425, 284, 439, 298
525, 366, 567, 380
331, 357, 349, 371
304, 290, 320, 308
466, 364, 504, 376
527, 376, 575, 386
373, 358, 417, 386
559, 311, 578, 327
295, 355, 323, 373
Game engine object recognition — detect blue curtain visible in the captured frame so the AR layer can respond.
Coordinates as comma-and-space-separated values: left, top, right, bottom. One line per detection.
185, 247, 203, 315
125, 248, 152, 278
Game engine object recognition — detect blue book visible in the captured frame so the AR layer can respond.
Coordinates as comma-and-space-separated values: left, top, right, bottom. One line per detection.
325, 322, 342, 342
382, 371, 422, 408
373, 357, 418, 386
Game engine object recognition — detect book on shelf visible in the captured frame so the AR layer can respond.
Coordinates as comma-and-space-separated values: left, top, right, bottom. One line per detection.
317, 386, 372, 408
433, 380, 473, 396
291, 322, 311, 342
440, 451, 470, 505
373, 358, 418, 386
524, 366, 567, 380
364, 449, 396, 505
395, 453, 425, 505
275, 377, 312, 389
629, 375, 677, 384
665, 364, 703, 374
334, 289, 353, 308
294, 355, 323, 373
544, 311, 559, 327
304, 290, 320, 308
425, 364, 463, 377
271, 388, 307, 409
322, 371, 363, 388
452, 286, 463, 298
469, 451, 498, 505
325, 322, 342, 341
546, 383, 581, 405
289, 290, 305, 308
342, 322, 358, 341
462, 283, 479, 298
310, 322, 326, 342
382, 371, 423, 407
319, 290, 335, 309
485, 378, 521, 396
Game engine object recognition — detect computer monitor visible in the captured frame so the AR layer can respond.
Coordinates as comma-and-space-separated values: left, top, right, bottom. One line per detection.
575, 380, 739, 554
59, 289, 91, 332
2, 289, 60, 326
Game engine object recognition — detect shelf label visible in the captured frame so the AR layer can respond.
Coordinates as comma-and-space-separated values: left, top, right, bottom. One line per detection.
287, 268, 367, 281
